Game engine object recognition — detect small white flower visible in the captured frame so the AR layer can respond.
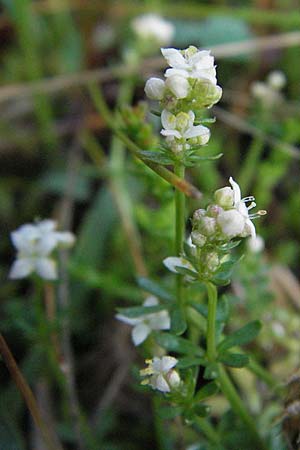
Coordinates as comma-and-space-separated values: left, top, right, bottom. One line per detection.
217, 177, 266, 239
9, 220, 75, 280
140, 356, 180, 392
131, 14, 175, 46
144, 77, 165, 100
161, 46, 217, 85
115, 296, 170, 346
160, 110, 210, 145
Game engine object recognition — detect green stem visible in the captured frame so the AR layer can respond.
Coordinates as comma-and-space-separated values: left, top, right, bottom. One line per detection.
174, 163, 186, 332
194, 416, 222, 448
206, 283, 268, 449
248, 359, 283, 394
206, 282, 218, 362
217, 365, 268, 449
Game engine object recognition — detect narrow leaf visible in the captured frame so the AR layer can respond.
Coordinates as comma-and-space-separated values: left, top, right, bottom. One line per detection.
136, 277, 174, 303
154, 332, 203, 356
218, 352, 250, 368
116, 304, 168, 318
217, 320, 262, 353
194, 382, 219, 402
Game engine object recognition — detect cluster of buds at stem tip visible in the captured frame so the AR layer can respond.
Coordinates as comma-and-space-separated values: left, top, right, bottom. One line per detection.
164, 178, 266, 280
144, 45, 222, 154
131, 14, 175, 47
251, 70, 286, 108
9, 219, 75, 280
192, 177, 266, 243
140, 356, 180, 393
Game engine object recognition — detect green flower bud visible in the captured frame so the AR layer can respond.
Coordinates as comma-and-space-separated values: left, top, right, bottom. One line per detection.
214, 187, 234, 209
191, 231, 206, 247
204, 252, 220, 272
192, 80, 222, 108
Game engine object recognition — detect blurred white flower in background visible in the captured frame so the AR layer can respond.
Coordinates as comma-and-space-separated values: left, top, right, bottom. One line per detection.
247, 235, 265, 253
251, 70, 286, 107
115, 296, 170, 346
9, 220, 75, 280
140, 356, 180, 392
131, 14, 175, 46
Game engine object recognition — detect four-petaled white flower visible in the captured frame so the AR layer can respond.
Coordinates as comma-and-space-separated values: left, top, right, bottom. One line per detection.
131, 14, 175, 46
217, 177, 265, 239
140, 356, 180, 392
115, 296, 170, 346
9, 220, 75, 280
161, 110, 210, 146
161, 46, 217, 85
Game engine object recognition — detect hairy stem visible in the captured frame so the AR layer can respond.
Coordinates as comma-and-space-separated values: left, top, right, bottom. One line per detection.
174, 163, 186, 316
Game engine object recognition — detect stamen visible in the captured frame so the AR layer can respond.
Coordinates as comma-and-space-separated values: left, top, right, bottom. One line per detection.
247, 201, 256, 210
249, 210, 267, 219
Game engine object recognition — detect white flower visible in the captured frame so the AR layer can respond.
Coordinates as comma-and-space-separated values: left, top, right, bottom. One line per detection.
140, 356, 180, 392
131, 14, 175, 46
144, 77, 165, 100
115, 296, 170, 346
9, 220, 75, 280
267, 71, 286, 90
165, 75, 190, 99
161, 46, 217, 85
217, 177, 266, 239
160, 110, 210, 145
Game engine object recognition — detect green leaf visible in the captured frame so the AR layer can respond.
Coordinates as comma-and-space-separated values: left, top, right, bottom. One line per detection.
116, 304, 168, 318
186, 404, 210, 420
218, 352, 250, 368
138, 150, 174, 165
154, 332, 203, 356
173, 266, 198, 278
136, 277, 174, 303
170, 307, 187, 335
217, 320, 262, 353
177, 356, 206, 369
194, 382, 219, 402
158, 406, 183, 420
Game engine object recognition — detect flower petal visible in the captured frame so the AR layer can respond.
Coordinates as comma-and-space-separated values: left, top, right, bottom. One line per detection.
184, 125, 210, 140
132, 323, 151, 346
9, 258, 34, 279
161, 48, 186, 68
143, 296, 158, 307
115, 314, 140, 326
161, 109, 176, 130
35, 258, 57, 280
149, 310, 170, 330
163, 256, 195, 274
153, 374, 170, 392
229, 177, 241, 204
161, 356, 178, 372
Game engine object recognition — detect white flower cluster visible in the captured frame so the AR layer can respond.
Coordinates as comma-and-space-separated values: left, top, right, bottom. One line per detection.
163, 178, 266, 278
140, 356, 180, 393
251, 70, 286, 107
9, 220, 75, 280
116, 296, 170, 346
194, 177, 266, 241
145, 46, 222, 153
131, 14, 175, 46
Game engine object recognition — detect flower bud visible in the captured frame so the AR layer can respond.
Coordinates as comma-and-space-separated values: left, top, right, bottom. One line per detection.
198, 216, 217, 237
191, 231, 206, 247
145, 77, 165, 100
204, 252, 220, 272
166, 369, 181, 389
217, 209, 245, 238
165, 75, 190, 99
193, 80, 222, 108
214, 186, 234, 208
206, 204, 223, 218
192, 208, 206, 224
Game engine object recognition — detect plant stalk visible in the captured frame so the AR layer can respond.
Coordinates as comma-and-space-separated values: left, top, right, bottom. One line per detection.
205, 283, 268, 449
0, 333, 61, 450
